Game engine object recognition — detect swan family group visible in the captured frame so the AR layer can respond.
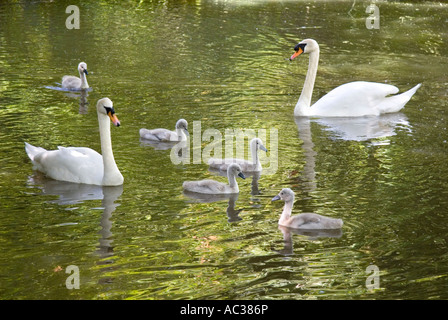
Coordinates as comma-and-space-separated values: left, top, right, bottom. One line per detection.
25, 39, 421, 230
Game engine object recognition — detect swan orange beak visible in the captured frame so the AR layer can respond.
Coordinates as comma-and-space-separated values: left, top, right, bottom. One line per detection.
289, 47, 303, 61
108, 111, 121, 127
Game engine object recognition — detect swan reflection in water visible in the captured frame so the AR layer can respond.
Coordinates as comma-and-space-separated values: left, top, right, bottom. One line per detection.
182, 169, 263, 222
45, 85, 91, 114
27, 173, 123, 260
140, 139, 183, 151
183, 191, 243, 222
296, 113, 411, 145
275, 225, 343, 256
294, 113, 411, 192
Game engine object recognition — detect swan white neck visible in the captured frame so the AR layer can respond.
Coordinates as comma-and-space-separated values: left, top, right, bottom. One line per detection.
98, 114, 122, 186
79, 70, 89, 89
279, 198, 294, 225
295, 49, 319, 116
227, 171, 239, 193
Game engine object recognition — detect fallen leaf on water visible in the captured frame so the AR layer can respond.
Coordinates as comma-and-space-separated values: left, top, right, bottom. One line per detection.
53, 266, 63, 272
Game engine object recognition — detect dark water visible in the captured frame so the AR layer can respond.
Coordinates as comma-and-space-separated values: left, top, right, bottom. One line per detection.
1, 0, 447, 300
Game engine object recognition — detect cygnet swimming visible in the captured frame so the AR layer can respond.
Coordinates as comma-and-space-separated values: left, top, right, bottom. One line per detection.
62, 62, 89, 90
183, 163, 245, 194
272, 188, 343, 229
140, 119, 188, 142
208, 138, 267, 172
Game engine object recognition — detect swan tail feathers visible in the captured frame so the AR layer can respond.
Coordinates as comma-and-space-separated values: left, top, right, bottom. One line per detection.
404, 83, 422, 97
379, 83, 421, 114
24, 142, 46, 161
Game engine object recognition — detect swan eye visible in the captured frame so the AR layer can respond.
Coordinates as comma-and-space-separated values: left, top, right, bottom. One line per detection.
104, 106, 114, 115
294, 43, 307, 52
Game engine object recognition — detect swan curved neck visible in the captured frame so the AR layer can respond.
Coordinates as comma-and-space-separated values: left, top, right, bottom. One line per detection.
176, 128, 186, 141
279, 198, 294, 224
98, 114, 122, 185
227, 172, 239, 192
295, 49, 319, 116
79, 71, 89, 89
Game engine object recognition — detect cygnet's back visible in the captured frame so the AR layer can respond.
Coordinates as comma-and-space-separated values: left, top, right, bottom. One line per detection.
287, 212, 343, 230
183, 163, 245, 194
208, 138, 267, 172
140, 119, 188, 142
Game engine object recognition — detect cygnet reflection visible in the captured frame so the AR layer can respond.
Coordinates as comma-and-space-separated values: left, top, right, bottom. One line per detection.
275, 225, 343, 256
183, 191, 243, 222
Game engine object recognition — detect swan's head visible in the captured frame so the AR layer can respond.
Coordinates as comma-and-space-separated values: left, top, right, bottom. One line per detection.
272, 188, 295, 202
289, 39, 319, 61
176, 119, 188, 133
78, 62, 88, 75
251, 138, 268, 152
228, 163, 246, 179
97, 98, 120, 127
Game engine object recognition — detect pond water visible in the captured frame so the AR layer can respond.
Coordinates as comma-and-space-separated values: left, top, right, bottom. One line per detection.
1, 0, 448, 300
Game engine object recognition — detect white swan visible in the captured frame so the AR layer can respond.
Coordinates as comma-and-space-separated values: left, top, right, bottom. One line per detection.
272, 188, 343, 229
290, 39, 421, 117
208, 138, 267, 172
183, 163, 245, 194
25, 98, 123, 186
139, 119, 188, 142
62, 62, 89, 90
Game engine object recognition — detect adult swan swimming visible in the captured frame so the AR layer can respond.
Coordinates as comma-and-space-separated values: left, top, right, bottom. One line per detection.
25, 98, 124, 186
290, 39, 421, 117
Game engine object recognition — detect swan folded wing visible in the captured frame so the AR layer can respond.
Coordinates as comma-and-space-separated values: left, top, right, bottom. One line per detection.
292, 213, 321, 227
375, 83, 422, 114
34, 146, 103, 184
140, 128, 175, 141
183, 180, 227, 194
208, 158, 255, 171
62, 75, 81, 89
294, 213, 343, 229
312, 81, 400, 117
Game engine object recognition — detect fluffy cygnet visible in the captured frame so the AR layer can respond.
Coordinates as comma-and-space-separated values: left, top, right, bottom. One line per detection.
272, 188, 343, 229
183, 163, 245, 194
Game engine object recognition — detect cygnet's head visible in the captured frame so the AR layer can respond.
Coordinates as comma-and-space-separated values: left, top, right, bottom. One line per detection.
289, 39, 319, 61
228, 163, 246, 179
176, 119, 188, 132
272, 188, 295, 203
78, 62, 88, 75
251, 138, 268, 152
96, 97, 120, 127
